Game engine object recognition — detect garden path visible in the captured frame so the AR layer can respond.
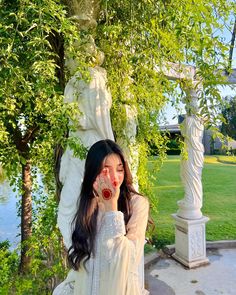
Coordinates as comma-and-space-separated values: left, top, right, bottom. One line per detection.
145, 247, 236, 295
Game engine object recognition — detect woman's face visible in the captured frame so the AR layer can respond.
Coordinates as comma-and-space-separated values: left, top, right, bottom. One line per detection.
102, 153, 125, 188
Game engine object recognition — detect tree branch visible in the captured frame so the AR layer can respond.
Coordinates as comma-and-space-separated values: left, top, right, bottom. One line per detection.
22, 125, 40, 145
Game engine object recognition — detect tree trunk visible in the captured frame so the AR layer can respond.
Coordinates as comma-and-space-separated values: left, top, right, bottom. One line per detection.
228, 17, 236, 70
19, 160, 32, 273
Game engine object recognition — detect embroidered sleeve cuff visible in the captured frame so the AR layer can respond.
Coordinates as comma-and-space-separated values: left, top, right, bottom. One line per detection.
103, 211, 126, 240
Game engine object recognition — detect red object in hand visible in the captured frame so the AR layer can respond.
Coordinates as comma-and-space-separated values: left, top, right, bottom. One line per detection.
102, 188, 112, 200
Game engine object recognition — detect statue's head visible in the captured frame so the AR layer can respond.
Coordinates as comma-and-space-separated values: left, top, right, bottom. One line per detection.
64, 0, 100, 29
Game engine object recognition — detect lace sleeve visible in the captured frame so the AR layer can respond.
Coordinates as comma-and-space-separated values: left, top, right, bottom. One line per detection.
103, 211, 126, 239
99, 195, 149, 295
101, 195, 149, 266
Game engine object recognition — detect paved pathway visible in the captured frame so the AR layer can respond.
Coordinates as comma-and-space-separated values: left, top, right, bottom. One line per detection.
145, 248, 236, 295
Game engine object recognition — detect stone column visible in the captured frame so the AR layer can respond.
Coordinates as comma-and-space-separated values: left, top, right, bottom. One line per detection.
172, 81, 209, 268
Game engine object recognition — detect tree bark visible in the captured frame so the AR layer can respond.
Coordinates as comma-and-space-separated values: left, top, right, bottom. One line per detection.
54, 144, 64, 202
19, 160, 32, 273
228, 17, 236, 70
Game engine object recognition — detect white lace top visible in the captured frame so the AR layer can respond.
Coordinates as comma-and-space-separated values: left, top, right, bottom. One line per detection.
53, 194, 149, 295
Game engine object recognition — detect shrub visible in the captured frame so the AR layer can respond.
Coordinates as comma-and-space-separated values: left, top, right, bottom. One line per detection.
0, 241, 19, 294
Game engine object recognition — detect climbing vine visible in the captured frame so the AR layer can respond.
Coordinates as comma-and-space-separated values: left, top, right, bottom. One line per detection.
96, 0, 235, 197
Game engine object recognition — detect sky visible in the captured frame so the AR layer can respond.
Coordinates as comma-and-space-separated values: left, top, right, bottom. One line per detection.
162, 16, 236, 125
163, 85, 236, 125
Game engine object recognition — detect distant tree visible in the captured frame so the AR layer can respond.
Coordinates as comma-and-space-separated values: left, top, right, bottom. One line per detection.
0, 0, 85, 273
221, 96, 236, 140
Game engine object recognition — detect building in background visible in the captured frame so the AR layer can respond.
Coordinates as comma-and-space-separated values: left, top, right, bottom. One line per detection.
160, 115, 236, 155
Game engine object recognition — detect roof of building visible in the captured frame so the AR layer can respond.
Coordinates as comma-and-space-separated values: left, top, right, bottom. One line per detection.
159, 124, 180, 133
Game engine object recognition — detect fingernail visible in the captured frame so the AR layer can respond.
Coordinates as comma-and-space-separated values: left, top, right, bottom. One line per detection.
113, 180, 118, 187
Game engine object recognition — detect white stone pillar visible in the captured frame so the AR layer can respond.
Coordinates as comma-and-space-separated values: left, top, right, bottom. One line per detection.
172, 82, 209, 268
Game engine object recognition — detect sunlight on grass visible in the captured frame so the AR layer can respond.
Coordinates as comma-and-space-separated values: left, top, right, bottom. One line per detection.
204, 156, 219, 164
217, 155, 236, 164
204, 155, 236, 165
153, 184, 183, 189
150, 155, 236, 249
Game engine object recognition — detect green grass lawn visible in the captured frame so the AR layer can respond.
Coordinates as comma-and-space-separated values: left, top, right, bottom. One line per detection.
149, 155, 236, 249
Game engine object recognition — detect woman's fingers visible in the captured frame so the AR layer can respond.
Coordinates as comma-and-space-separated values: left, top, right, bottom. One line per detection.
93, 170, 120, 212
94, 172, 117, 200
102, 167, 109, 176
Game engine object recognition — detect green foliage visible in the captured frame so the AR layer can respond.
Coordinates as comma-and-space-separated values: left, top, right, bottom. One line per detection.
0, 241, 19, 294
166, 138, 181, 155
97, 1, 233, 104
0, 191, 67, 294
0, 0, 86, 183
221, 95, 236, 140
17, 192, 67, 294
0, 0, 85, 288
95, 0, 235, 198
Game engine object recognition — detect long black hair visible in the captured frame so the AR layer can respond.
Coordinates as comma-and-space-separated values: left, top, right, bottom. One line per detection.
68, 139, 138, 270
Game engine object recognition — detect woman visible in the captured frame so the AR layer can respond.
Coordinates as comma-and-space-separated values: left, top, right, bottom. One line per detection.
53, 139, 149, 295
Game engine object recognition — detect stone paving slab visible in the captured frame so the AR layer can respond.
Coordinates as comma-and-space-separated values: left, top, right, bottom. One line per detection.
145, 248, 236, 295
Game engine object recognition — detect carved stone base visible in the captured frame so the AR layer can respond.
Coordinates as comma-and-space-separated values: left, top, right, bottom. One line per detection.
172, 214, 209, 268
177, 200, 202, 220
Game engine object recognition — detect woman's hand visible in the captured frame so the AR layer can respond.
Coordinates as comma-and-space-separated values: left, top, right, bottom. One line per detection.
93, 168, 119, 212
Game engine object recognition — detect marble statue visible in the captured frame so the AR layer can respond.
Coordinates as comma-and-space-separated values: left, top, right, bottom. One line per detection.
58, 66, 114, 249
56, 0, 116, 249
173, 82, 209, 268
177, 114, 204, 220
64, 0, 100, 25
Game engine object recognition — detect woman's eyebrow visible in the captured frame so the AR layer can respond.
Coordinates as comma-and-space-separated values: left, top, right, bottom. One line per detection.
104, 163, 124, 167
117, 163, 124, 168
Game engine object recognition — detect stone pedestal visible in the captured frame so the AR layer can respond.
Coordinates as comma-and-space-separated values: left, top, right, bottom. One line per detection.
172, 214, 209, 268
